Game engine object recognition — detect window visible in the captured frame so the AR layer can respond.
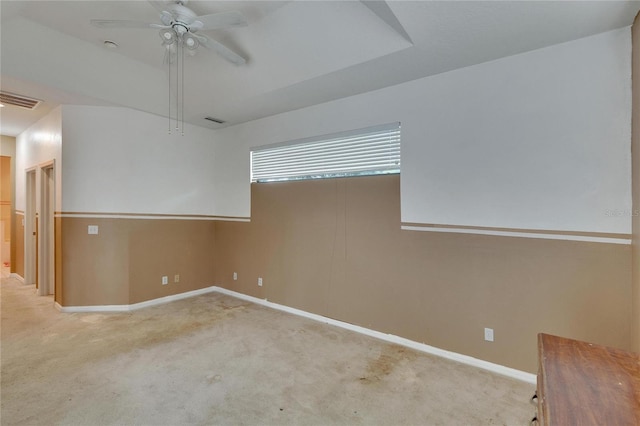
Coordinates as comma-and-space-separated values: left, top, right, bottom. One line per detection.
251, 122, 401, 183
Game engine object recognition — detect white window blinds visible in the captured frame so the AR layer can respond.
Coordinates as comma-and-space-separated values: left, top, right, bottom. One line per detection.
251, 122, 400, 182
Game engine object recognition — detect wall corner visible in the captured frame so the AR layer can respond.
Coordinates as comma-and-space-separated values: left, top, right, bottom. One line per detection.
631, 12, 640, 352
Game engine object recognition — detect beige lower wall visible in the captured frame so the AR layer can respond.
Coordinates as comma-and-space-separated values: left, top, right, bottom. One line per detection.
632, 13, 640, 351
127, 219, 217, 304
55, 217, 62, 303
214, 175, 631, 373
14, 213, 24, 277
60, 218, 216, 306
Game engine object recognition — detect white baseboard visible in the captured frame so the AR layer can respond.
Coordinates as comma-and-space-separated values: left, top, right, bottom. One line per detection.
9, 273, 24, 283
212, 286, 537, 385
54, 284, 536, 384
55, 286, 220, 313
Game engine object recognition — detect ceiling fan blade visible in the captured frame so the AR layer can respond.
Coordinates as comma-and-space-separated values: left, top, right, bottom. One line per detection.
195, 34, 246, 65
90, 19, 158, 29
195, 10, 248, 31
147, 0, 168, 15
159, 10, 173, 26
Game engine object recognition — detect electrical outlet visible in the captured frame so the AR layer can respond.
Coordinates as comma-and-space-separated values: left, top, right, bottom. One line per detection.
88, 225, 99, 235
233, 272, 237, 281
258, 277, 263, 287
484, 327, 494, 342
162, 276, 168, 285
174, 274, 180, 283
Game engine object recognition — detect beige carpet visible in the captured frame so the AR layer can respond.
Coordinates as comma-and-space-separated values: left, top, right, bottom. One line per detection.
1, 277, 534, 425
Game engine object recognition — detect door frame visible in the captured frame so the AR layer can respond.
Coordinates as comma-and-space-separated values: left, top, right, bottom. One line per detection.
38, 160, 55, 297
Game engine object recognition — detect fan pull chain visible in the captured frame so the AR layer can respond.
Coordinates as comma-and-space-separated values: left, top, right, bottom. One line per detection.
168, 46, 172, 135
176, 41, 179, 132
181, 40, 185, 136
165, 34, 191, 136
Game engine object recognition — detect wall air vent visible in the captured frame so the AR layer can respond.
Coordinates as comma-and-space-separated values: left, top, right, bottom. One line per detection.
0, 91, 41, 110
204, 116, 225, 124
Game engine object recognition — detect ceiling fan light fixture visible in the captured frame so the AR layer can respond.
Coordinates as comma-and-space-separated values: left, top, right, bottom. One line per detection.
159, 29, 177, 45
184, 35, 199, 50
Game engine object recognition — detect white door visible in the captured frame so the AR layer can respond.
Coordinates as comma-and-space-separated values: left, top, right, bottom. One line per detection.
25, 169, 36, 287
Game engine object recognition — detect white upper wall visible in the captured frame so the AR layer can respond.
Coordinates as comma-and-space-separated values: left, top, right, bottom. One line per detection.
212, 28, 632, 234
1, 135, 17, 209
60, 106, 218, 215
1, 135, 17, 158
15, 107, 63, 212
402, 27, 631, 234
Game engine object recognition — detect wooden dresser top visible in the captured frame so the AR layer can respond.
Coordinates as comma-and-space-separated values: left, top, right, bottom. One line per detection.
538, 333, 640, 425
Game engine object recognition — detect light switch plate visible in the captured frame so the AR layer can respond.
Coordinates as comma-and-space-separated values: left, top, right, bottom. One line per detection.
484, 328, 494, 342
88, 225, 99, 235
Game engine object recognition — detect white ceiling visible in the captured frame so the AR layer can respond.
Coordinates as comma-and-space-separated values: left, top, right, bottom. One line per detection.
1, 0, 639, 136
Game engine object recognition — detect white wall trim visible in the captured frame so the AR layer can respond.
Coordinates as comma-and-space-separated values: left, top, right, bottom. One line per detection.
54, 284, 536, 384
55, 213, 251, 222
9, 273, 24, 283
55, 302, 129, 313
38, 159, 55, 169
55, 286, 220, 313
401, 225, 632, 245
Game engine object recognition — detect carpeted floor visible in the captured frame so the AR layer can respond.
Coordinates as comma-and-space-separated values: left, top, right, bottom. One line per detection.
1, 276, 534, 425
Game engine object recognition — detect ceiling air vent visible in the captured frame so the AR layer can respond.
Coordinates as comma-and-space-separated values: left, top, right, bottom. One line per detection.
0, 91, 41, 110
204, 116, 225, 124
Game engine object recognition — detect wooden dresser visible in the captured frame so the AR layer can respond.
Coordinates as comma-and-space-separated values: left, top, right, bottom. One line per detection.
534, 333, 640, 425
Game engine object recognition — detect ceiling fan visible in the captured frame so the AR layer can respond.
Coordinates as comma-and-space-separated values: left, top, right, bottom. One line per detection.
91, 0, 247, 65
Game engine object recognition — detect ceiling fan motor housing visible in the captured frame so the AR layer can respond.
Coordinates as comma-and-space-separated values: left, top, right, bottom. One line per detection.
170, 4, 197, 27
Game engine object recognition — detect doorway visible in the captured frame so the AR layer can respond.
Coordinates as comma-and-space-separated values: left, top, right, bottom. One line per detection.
38, 162, 55, 296
25, 169, 36, 287
1, 156, 11, 278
